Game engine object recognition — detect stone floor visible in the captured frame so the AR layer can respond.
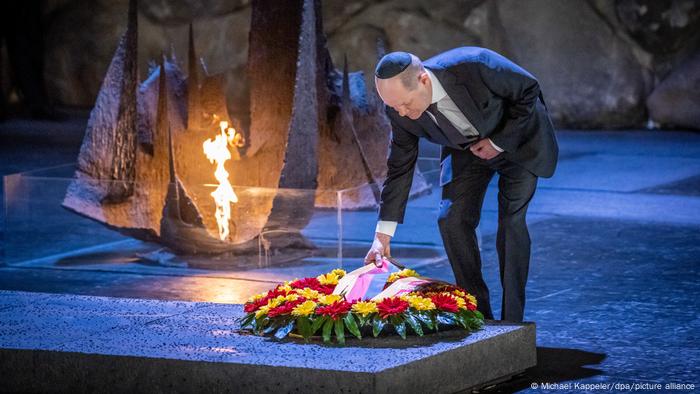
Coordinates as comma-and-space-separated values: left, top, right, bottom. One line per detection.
0, 291, 536, 393
1, 114, 699, 392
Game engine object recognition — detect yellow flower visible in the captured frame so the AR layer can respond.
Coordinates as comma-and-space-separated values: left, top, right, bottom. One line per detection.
246, 293, 265, 303
453, 290, 477, 307
318, 294, 343, 305
279, 283, 293, 293
331, 269, 346, 278
291, 300, 317, 317
255, 305, 270, 319
352, 301, 378, 316
402, 268, 419, 277
405, 295, 436, 311
387, 268, 420, 283
284, 293, 300, 302
317, 272, 340, 286
465, 294, 477, 307
267, 295, 285, 309
296, 288, 320, 300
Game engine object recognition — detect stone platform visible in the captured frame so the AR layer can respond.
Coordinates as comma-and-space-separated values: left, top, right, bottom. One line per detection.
0, 290, 536, 393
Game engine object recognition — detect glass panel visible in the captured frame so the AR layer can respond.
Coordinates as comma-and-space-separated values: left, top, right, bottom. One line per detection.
2, 158, 479, 300
335, 157, 457, 271
2, 165, 343, 286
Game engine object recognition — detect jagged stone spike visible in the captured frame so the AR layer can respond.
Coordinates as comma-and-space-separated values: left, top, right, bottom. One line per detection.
155, 56, 182, 222
264, 0, 319, 239
103, 0, 139, 202
69, 0, 139, 204
187, 23, 201, 130
156, 58, 177, 189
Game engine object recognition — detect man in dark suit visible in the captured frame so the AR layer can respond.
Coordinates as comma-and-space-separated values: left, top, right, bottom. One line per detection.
364, 47, 558, 322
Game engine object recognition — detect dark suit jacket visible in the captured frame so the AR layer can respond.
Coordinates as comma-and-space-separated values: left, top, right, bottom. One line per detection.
379, 47, 559, 223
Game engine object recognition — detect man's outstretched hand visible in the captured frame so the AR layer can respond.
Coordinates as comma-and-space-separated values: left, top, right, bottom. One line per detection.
470, 138, 501, 160
364, 232, 392, 267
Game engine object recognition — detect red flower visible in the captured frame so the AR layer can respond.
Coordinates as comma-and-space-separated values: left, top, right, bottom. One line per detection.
267, 287, 288, 298
290, 277, 322, 291
243, 286, 289, 313
244, 297, 268, 313
430, 294, 459, 313
376, 297, 409, 319
316, 301, 352, 320
317, 284, 336, 295
267, 298, 306, 318
466, 302, 477, 311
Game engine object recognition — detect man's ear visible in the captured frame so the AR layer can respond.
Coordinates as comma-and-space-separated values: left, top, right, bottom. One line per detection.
419, 71, 430, 86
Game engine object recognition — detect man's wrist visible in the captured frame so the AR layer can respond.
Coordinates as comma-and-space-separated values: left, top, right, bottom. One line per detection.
375, 232, 392, 244
487, 138, 504, 152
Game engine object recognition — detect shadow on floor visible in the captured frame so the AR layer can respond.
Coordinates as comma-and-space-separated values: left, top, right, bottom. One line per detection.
486, 347, 606, 393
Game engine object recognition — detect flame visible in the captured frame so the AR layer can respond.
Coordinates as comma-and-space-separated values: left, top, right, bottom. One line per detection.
203, 120, 239, 241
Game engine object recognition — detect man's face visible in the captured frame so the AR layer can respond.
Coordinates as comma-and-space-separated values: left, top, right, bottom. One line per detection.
376, 72, 432, 120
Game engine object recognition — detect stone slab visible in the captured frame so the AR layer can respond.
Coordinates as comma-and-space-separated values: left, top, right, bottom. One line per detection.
0, 290, 536, 393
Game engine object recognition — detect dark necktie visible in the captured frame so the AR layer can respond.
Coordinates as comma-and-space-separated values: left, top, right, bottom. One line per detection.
427, 103, 474, 149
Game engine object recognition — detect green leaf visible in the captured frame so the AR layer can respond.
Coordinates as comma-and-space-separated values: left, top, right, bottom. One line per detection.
322, 318, 334, 343
405, 314, 424, 336
254, 316, 267, 334
334, 319, 346, 345
466, 315, 484, 330
437, 312, 459, 327
239, 314, 255, 329
356, 313, 369, 327
310, 316, 327, 336
344, 313, 362, 339
296, 317, 312, 340
372, 318, 386, 337
453, 312, 468, 329
474, 310, 484, 320
389, 314, 405, 327
394, 321, 407, 339
417, 313, 434, 331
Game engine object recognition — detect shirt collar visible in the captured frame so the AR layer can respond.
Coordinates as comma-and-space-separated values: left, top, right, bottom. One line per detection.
425, 68, 447, 104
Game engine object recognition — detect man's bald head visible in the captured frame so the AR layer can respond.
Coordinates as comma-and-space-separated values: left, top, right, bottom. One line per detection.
374, 52, 432, 119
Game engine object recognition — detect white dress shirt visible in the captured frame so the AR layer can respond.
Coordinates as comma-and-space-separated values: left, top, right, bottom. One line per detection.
376, 69, 502, 237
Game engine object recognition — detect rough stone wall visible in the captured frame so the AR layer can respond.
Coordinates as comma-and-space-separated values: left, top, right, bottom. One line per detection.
31, 0, 700, 129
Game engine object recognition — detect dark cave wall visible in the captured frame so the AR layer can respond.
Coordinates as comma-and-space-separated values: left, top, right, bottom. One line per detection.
4, 0, 699, 129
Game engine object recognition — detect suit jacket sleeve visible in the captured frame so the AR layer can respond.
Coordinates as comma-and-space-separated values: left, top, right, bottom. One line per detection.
476, 54, 541, 153
378, 111, 419, 224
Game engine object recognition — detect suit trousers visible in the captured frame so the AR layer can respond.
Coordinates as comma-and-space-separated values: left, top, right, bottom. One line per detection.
437, 153, 537, 322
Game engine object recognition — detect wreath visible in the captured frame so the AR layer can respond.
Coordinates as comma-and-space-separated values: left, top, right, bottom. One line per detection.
238, 262, 484, 345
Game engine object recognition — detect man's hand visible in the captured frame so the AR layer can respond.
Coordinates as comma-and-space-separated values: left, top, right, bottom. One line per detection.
364, 232, 392, 267
470, 138, 501, 160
